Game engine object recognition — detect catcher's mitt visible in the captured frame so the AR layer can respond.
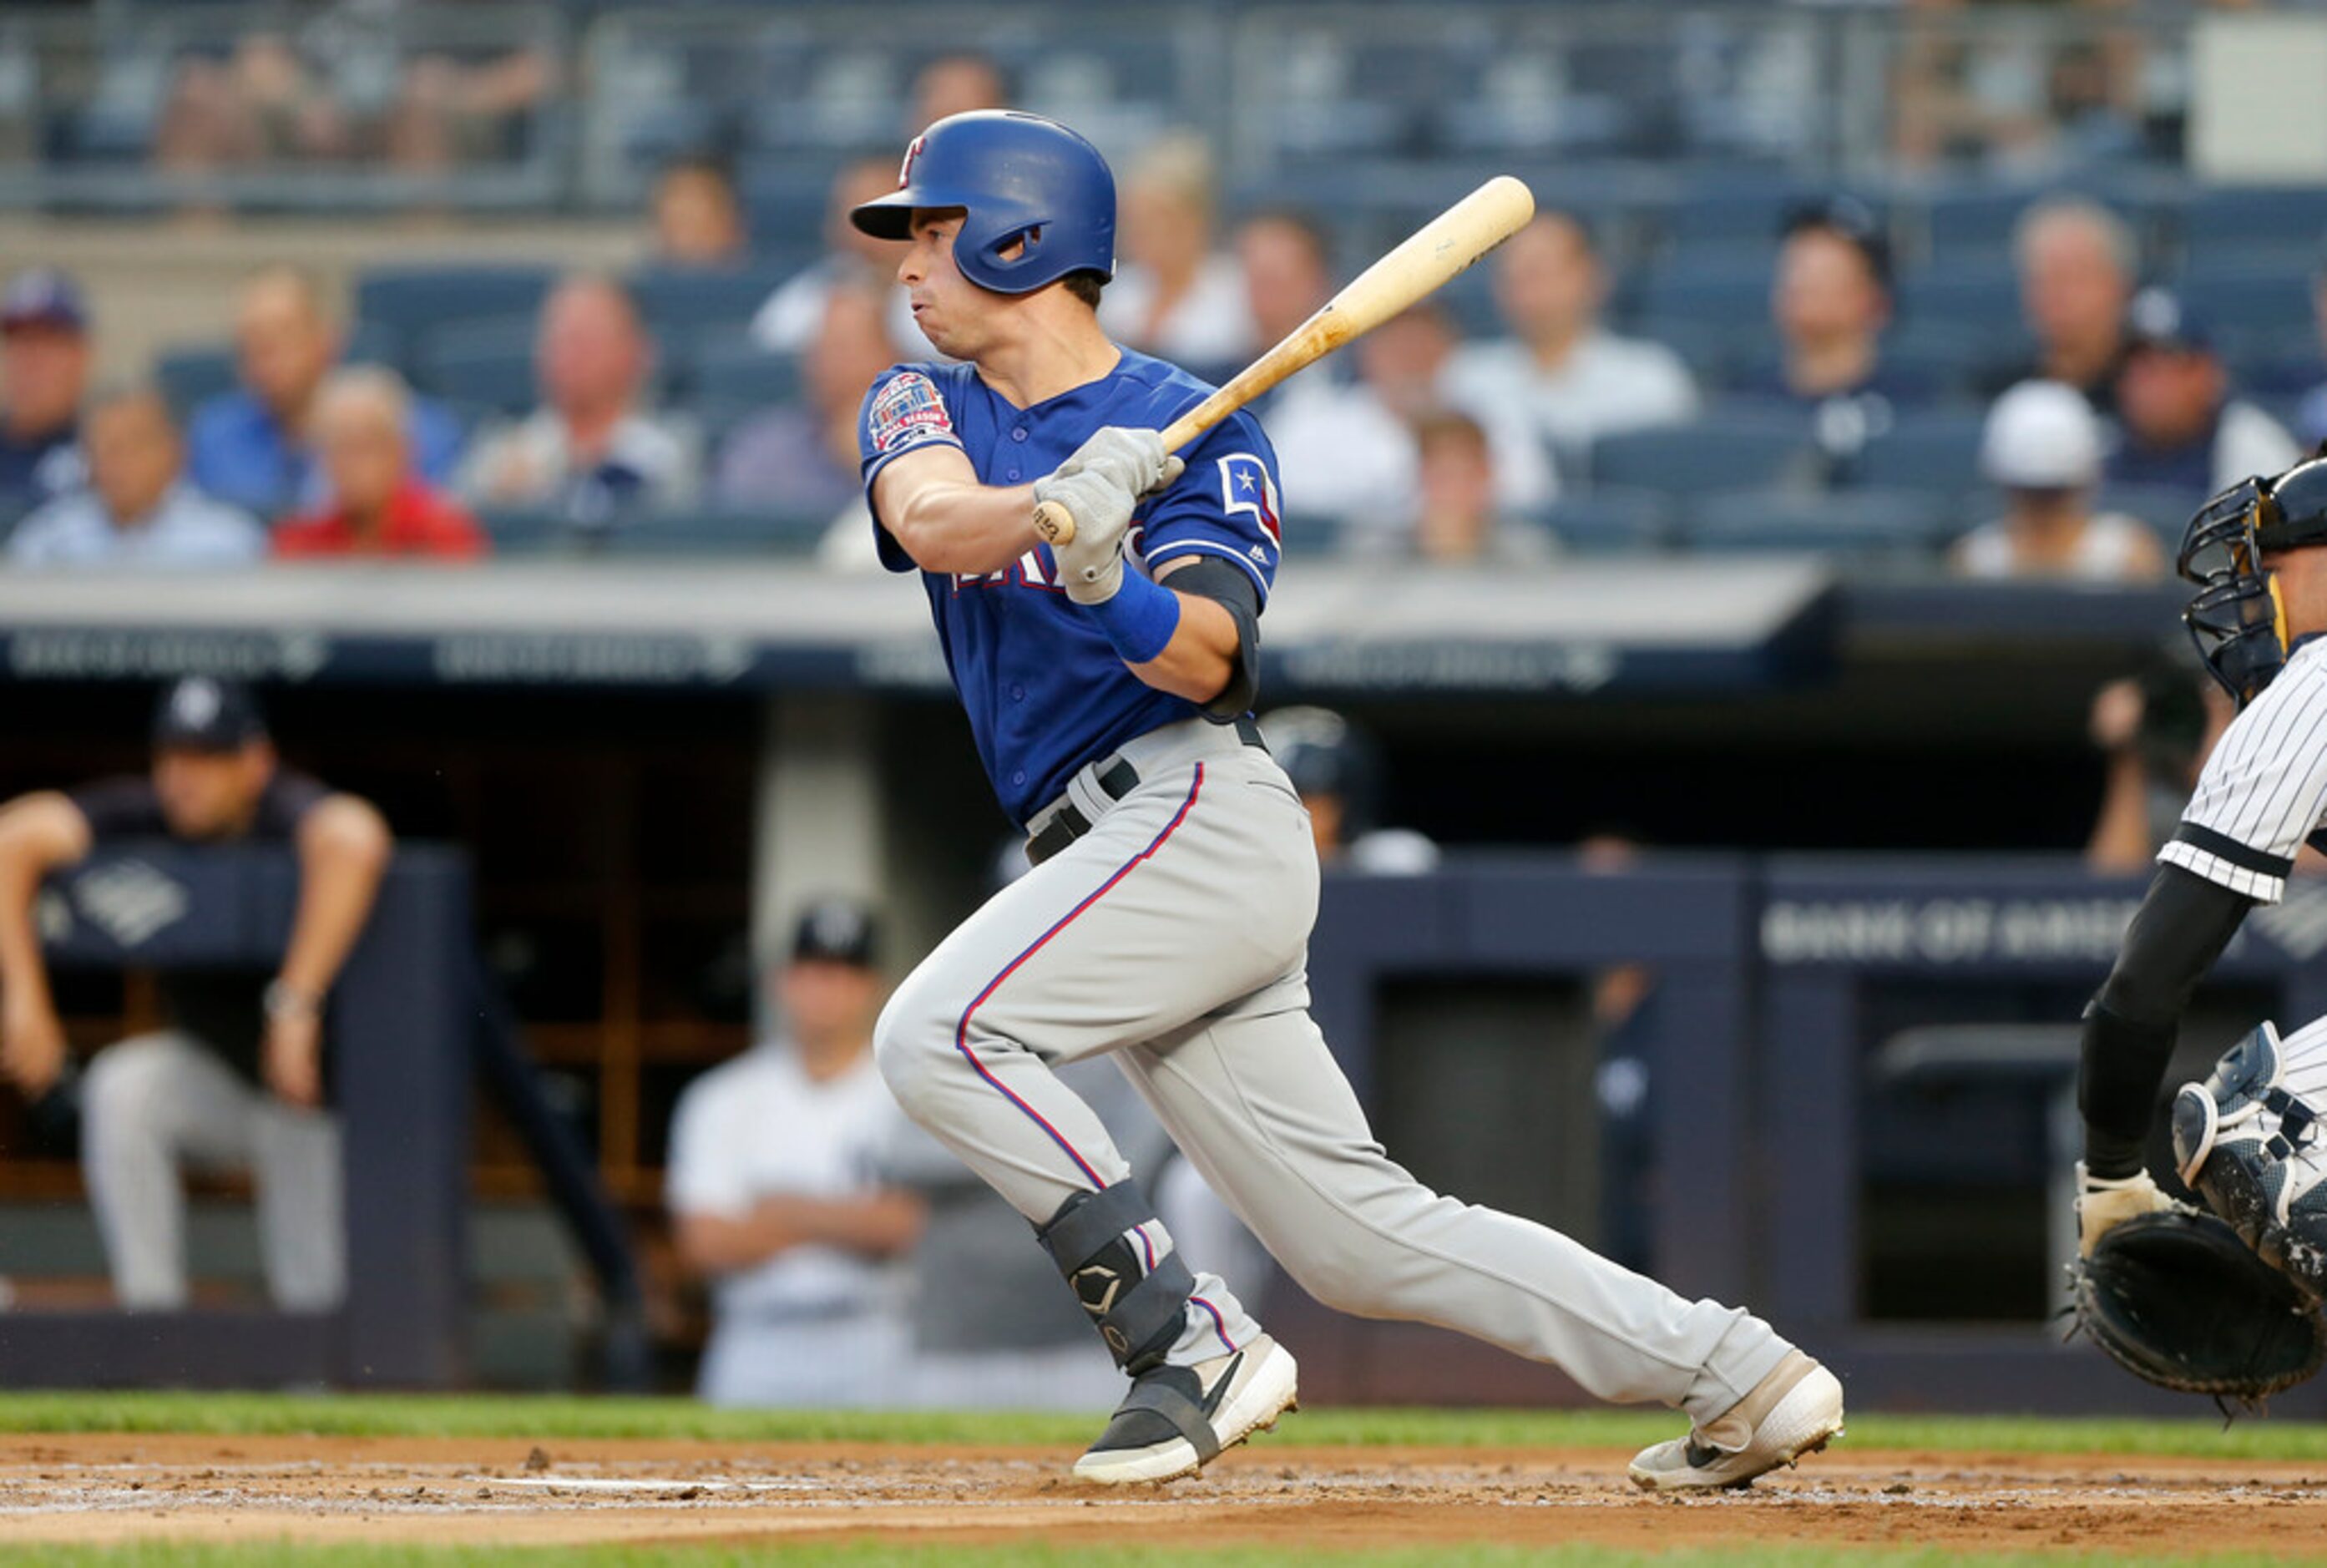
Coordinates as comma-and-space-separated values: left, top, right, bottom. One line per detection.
2071, 1210, 2327, 1405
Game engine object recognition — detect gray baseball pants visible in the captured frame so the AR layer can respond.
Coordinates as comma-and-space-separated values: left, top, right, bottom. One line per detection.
876, 717, 1791, 1425
81, 1032, 345, 1312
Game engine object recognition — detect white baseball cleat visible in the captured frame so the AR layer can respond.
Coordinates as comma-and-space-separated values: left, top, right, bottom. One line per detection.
1071, 1333, 1298, 1485
1626, 1350, 1845, 1493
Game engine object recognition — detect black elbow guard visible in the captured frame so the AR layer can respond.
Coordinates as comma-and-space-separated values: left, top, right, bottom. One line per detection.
1162, 558, 1264, 719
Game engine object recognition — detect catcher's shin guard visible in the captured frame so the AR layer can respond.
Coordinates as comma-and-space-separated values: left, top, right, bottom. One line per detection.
2173, 1022, 2314, 1258
2263, 1145, 2327, 1298
1036, 1181, 1191, 1375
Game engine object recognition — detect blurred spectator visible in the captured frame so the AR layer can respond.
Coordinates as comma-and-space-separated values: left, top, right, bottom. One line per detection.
0, 270, 94, 518
2086, 651, 2232, 875
8, 386, 266, 569
0, 676, 392, 1311
1444, 213, 1697, 470
1260, 706, 1439, 876
2294, 250, 2327, 449
276, 367, 484, 559
156, 7, 552, 181
2107, 288, 2299, 497
458, 276, 701, 525
651, 156, 748, 269
1409, 410, 1556, 567
1752, 200, 1930, 406
1891, 13, 2147, 175
667, 899, 924, 1407
189, 265, 463, 519
715, 281, 894, 523
2001, 197, 2136, 416
908, 53, 1009, 134
1359, 304, 1554, 512
1950, 380, 2162, 581
751, 158, 916, 356
1099, 134, 1253, 368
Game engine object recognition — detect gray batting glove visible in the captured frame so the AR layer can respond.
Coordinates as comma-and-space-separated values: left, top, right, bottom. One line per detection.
1053, 427, 1186, 498
1035, 467, 1137, 604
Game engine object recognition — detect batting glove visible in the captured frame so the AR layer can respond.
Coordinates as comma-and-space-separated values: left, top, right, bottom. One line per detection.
1036, 467, 1139, 604
1054, 427, 1185, 498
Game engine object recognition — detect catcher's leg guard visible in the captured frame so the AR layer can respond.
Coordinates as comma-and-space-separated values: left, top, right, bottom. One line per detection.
2173, 1023, 2298, 1255
2264, 1137, 2327, 1299
1036, 1181, 1192, 1375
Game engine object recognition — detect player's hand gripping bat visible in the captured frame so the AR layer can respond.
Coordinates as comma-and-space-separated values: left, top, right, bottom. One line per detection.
1030, 174, 1538, 547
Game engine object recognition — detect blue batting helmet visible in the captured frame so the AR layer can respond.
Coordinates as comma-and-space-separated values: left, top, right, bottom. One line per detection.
849, 111, 1115, 296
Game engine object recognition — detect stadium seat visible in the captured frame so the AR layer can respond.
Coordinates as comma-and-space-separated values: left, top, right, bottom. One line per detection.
1854, 412, 1990, 498
356, 266, 554, 349
2178, 261, 2315, 337
410, 318, 539, 417
2179, 186, 2327, 271
476, 507, 574, 555
1629, 259, 1773, 326
154, 346, 237, 414
2096, 483, 2206, 545
1587, 416, 1810, 495
1535, 488, 1670, 553
1893, 264, 2023, 336
625, 265, 791, 344
1682, 488, 1954, 559
689, 341, 802, 412
599, 508, 827, 557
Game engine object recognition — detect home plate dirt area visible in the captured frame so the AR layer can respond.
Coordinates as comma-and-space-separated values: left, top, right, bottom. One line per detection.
3, 1434, 2327, 1556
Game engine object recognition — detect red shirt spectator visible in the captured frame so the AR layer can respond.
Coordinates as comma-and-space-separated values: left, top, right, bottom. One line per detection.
271, 367, 488, 560
274, 476, 485, 559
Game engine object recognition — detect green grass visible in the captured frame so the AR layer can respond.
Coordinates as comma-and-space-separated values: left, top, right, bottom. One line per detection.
0, 1547, 2305, 1568
3, 1391, 2327, 1462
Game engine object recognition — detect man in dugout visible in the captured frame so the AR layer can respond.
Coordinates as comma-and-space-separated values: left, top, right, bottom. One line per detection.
0, 676, 392, 1311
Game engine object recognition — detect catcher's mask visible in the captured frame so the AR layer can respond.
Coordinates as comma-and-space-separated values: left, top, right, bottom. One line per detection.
2181, 478, 2292, 707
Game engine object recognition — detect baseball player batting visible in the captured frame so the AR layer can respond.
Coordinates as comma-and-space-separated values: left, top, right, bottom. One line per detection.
2078, 458, 2327, 1283
853, 109, 1842, 1488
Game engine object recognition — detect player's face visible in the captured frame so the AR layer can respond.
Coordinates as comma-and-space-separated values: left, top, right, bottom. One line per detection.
777, 959, 883, 1048
2264, 547, 2327, 641
899, 209, 988, 357
151, 742, 273, 841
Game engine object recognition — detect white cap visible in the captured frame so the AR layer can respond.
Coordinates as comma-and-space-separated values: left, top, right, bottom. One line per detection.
1980, 380, 2102, 490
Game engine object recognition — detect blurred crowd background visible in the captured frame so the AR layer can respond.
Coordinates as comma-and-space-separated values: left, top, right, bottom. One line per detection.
4, 0, 2327, 571
3, 0, 2327, 1399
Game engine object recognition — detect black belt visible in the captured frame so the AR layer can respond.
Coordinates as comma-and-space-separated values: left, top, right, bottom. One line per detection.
1025, 716, 1266, 867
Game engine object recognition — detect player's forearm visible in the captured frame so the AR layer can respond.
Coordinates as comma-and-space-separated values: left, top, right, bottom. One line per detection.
279, 797, 393, 1003
2079, 863, 2254, 1176
887, 480, 1040, 576
754, 1191, 927, 1258
0, 796, 88, 1008
1125, 590, 1239, 703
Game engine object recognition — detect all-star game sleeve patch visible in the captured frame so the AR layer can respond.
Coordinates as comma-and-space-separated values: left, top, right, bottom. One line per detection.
868, 371, 959, 457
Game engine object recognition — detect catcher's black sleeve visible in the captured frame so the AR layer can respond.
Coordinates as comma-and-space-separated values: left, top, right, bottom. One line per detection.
1164, 556, 1262, 721
2078, 862, 2255, 1177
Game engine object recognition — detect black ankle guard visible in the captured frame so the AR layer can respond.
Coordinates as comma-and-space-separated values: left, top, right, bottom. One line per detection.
1036, 1181, 1191, 1375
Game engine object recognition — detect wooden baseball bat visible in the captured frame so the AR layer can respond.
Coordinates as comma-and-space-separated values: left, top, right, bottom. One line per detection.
1033, 173, 1537, 546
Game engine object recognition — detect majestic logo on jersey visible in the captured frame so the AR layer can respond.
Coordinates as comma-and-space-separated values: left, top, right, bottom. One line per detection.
1217, 454, 1281, 549
868, 372, 955, 457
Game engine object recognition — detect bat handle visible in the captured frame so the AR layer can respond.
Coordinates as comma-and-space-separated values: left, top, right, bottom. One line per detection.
1032, 498, 1077, 547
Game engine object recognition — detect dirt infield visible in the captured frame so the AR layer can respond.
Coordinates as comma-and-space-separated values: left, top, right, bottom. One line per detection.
6, 1433, 2327, 1557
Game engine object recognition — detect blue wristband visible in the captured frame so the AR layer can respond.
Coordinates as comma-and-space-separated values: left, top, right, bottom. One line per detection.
1084, 569, 1181, 665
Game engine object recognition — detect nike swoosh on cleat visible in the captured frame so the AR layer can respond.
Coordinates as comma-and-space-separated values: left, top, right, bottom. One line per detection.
1199, 1353, 1245, 1419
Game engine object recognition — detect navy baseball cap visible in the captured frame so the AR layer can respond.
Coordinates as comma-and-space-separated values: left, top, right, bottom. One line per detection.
1, 269, 89, 336
151, 676, 268, 752
2125, 286, 2213, 355
790, 897, 880, 968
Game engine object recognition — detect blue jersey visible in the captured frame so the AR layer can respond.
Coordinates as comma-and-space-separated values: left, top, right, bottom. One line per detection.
860, 348, 1282, 828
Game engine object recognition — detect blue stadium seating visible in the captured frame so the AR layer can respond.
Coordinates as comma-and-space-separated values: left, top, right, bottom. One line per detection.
1892, 264, 2023, 336
1535, 488, 1669, 553
626, 266, 791, 343
1853, 412, 1990, 498
2096, 483, 2206, 545
356, 266, 555, 352
2178, 260, 2314, 337
1627, 259, 1773, 327
154, 346, 237, 415
475, 508, 572, 555
689, 341, 801, 411
409, 317, 539, 417
599, 508, 826, 557
2179, 186, 2327, 271
1588, 415, 1810, 495
1682, 488, 1954, 559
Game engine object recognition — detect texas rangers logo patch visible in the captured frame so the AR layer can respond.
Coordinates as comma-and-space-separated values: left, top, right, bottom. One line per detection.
868, 372, 955, 456
1217, 453, 1281, 548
